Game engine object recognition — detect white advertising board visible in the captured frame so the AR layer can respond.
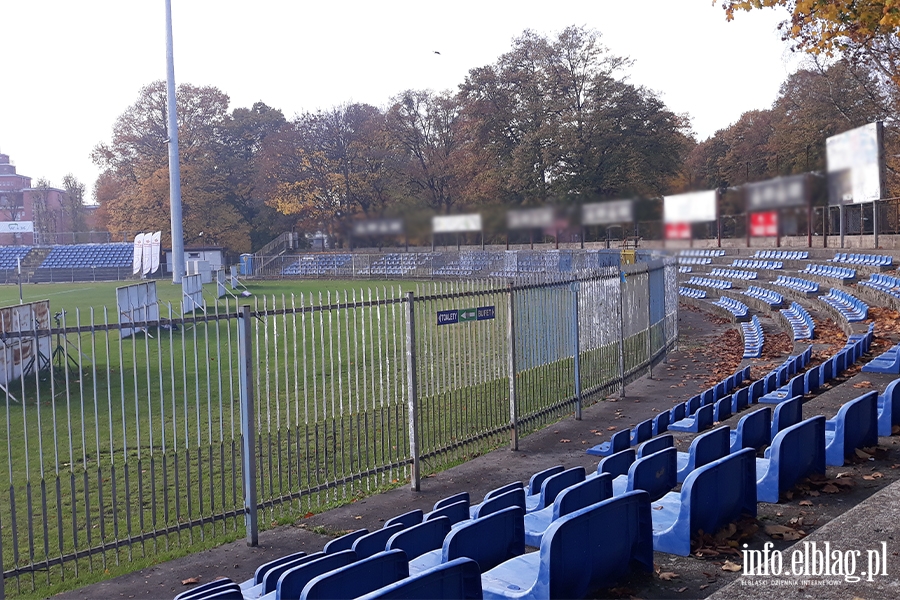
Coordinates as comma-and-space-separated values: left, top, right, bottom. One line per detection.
0, 221, 34, 234
507, 207, 555, 229
826, 122, 884, 205
582, 200, 634, 225
182, 274, 206, 314
663, 190, 717, 224
432, 214, 482, 233
116, 281, 160, 338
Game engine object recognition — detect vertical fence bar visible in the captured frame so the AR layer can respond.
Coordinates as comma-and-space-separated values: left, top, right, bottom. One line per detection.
238, 305, 258, 546
507, 284, 518, 450
571, 281, 582, 421
618, 271, 626, 399
405, 292, 420, 492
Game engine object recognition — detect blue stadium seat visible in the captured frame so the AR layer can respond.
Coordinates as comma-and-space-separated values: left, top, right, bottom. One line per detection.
356, 557, 482, 600
756, 416, 826, 503
729, 407, 771, 453
675, 426, 730, 483
523, 473, 613, 547
825, 392, 879, 466
300, 549, 409, 600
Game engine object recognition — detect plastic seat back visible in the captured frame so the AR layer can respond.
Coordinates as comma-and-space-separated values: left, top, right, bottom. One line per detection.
527, 465, 564, 495
535, 467, 585, 511
714, 397, 732, 422
426, 500, 469, 527
630, 419, 653, 446
598, 448, 635, 479
484, 481, 522, 501
653, 410, 670, 435
693, 403, 715, 431
539, 491, 653, 598
701, 389, 715, 407
686, 395, 701, 415
384, 509, 423, 529
300, 549, 409, 600
637, 434, 673, 458
827, 391, 878, 464
277, 550, 357, 600
771, 395, 803, 440
763, 416, 826, 501
433, 492, 469, 511
387, 516, 450, 561
733, 407, 771, 452
804, 368, 819, 393
683, 449, 757, 542
627, 447, 677, 502
324, 528, 368, 553
444, 506, 524, 572
174, 579, 239, 600
732, 388, 749, 412
472, 487, 525, 519
552, 473, 613, 520
355, 557, 482, 600
247, 551, 306, 587
353, 523, 406, 560
690, 426, 731, 471
670, 402, 686, 423
748, 380, 764, 404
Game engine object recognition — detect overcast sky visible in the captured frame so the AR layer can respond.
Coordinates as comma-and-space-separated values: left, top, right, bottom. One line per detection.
2, 1, 799, 198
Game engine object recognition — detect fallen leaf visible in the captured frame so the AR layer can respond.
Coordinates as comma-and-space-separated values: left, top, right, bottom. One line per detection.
799, 500, 813, 506
182, 577, 200, 586
822, 484, 839, 493
354, 516, 362, 520
658, 571, 679, 581
559, 439, 571, 443
852, 381, 873, 388
855, 448, 873, 459
675, 587, 688, 593
607, 426, 617, 431
722, 560, 742, 572
653, 505, 664, 510
303, 512, 314, 519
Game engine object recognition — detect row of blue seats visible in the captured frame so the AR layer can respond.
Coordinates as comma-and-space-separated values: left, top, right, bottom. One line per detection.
712, 296, 748, 319
0, 246, 32, 270
859, 273, 900, 298
863, 344, 900, 375
781, 302, 814, 340
752, 250, 808, 260
283, 255, 354, 276
742, 285, 783, 307
678, 257, 711, 265
677, 265, 692, 273
685, 276, 731, 289
678, 286, 706, 299
829, 252, 892, 267
820, 288, 868, 322
679, 249, 725, 257
741, 316, 763, 358
801, 263, 855, 280
771, 275, 818, 294
39, 243, 133, 269
731, 259, 782, 270
709, 267, 757, 280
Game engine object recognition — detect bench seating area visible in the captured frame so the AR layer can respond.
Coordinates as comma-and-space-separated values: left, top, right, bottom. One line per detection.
678, 286, 706, 299
283, 254, 354, 277
685, 276, 731, 290
678, 257, 711, 265
0, 246, 32, 270
679, 249, 725, 257
828, 253, 892, 267
709, 268, 757, 280
862, 344, 900, 374
731, 259, 782, 270
780, 302, 814, 340
752, 250, 808, 260
712, 296, 749, 319
677, 266, 692, 273
741, 316, 763, 358
801, 264, 855, 281
39, 243, 133, 269
820, 289, 868, 322
771, 275, 818, 294
859, 273, 900, 298
742, 285, 783, 307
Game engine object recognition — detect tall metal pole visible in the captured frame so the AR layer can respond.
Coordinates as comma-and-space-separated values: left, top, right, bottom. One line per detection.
165, 0, 185, 284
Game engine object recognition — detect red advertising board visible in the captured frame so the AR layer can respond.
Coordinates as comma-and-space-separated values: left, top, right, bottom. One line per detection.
665, 222, 691, 240
750, 212, 778, 237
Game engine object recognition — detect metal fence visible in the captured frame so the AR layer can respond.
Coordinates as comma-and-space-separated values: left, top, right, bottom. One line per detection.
0, 258, 676, 597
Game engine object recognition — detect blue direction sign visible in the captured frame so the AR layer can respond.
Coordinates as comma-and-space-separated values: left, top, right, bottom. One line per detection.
477, 306, 495, 321
437, 309, 459, 326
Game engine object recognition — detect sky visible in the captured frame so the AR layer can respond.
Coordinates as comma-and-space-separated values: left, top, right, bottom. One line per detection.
1, 1, 800, 200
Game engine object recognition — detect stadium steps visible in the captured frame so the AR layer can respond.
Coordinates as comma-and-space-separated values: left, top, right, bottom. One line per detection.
21, 247, 52, 280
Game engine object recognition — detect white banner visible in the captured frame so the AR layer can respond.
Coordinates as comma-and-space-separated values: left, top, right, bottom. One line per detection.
663, 190, 717, 224
141, 232, 153, 276
150, 231, 162, 273
116, 281, 160, 338
0, 221, 34, 233
0, 300, 51, 387
507, 207, 554, 229
432, 214, 482, 233
582, 200, 634, 225
826, 122, 883, 204
132, 233, 143, 275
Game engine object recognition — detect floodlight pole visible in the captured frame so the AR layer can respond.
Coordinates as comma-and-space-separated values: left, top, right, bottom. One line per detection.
165, 0, 186, 284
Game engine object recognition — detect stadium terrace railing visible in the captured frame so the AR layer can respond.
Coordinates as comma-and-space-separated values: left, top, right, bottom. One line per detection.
0, 259, 676, 597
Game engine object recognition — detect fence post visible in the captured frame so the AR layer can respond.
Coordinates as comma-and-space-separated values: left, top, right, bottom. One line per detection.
507, 284, 519, 449
618, 269, 626, 399
571, 281, 582, 420
405, 292, 421, 491
646, 269, 653, 379
238, 305, 258, 546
